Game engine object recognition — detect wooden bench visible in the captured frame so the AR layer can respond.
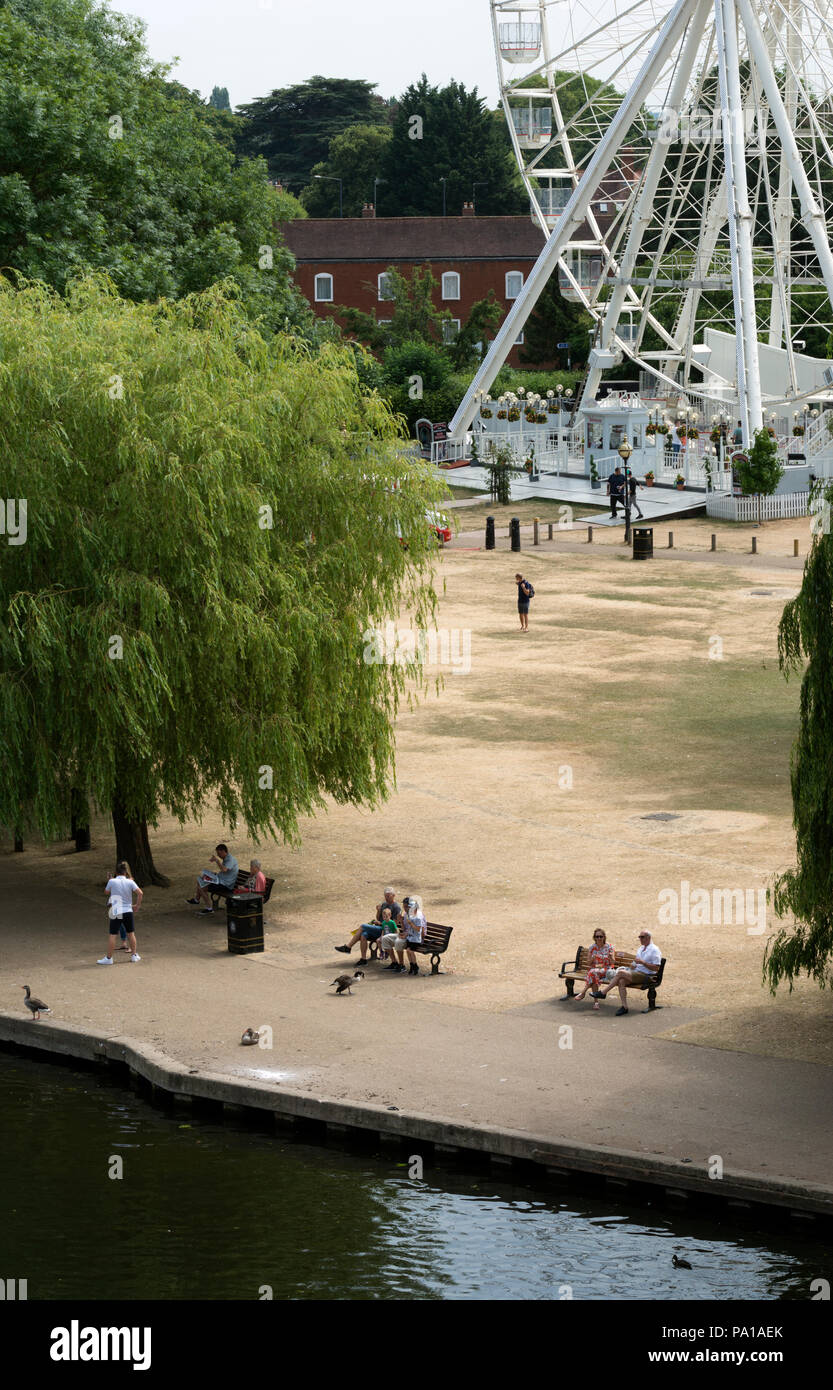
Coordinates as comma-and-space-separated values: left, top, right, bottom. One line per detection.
210, 870, 274, 912
558, 945, 666, 1011
370, 921, 453, 974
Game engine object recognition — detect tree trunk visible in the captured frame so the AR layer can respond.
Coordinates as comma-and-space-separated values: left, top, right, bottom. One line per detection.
13, 834, 23, 853
70, 789, 91, 853
112, 799, 170, 887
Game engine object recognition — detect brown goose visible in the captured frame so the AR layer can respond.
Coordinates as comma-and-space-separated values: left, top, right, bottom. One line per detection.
330, 970, 365, 995
21, 985, 51, 1021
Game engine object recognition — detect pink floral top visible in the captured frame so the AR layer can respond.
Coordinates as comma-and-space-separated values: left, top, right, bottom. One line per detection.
588, 943, 615, 972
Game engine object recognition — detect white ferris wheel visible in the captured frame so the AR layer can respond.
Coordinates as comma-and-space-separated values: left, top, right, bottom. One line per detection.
451, 0, 833, 445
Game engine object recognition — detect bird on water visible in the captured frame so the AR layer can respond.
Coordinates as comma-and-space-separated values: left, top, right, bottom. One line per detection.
672, 1254, 693, 1269
330, 970, 365, 995
21, 985, 51, 1021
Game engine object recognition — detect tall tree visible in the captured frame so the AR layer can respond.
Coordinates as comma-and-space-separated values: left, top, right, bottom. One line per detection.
770, 501, 833, 990
301, 123, 393, 217
236, 77, 390, 186
0, 276, 446, 882
209, 85, 230, 110
336, 264, 452, 352
519, 276, 592, 368
380, 76, 528, 217
0, 0, 306, 335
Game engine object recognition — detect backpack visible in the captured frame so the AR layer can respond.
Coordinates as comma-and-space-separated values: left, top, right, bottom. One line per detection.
525, 581, 535, 598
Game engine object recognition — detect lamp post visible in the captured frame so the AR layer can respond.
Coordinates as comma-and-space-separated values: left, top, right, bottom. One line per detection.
440, 176, 447, 216
373, 176, 386, 214
618, 437, 633, 543
313, 174, 343, 217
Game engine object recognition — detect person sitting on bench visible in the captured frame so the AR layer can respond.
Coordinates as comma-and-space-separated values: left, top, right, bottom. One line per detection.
187, 843, 239, 914
594, 930, 661, 1015
335, 887, 402, 958
572, 929, 616, 1009
234, 859, 266, 895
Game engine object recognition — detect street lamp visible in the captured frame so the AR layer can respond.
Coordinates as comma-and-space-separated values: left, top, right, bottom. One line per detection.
313, 174, 343, 217
372, 176, 386, 213
440, 176, 447, 216
618, 437, 633, 543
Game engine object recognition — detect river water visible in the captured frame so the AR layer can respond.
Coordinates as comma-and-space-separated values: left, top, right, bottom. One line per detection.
0, 1052, 825, 1301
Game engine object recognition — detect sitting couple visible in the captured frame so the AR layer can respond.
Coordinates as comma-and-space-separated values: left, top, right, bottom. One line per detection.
335, 887, 426, 975
571, 929, 661, 1016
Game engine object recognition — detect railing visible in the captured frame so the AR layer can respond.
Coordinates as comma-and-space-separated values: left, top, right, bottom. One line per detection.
706, 491, 809, 521
431, 436, 468, 464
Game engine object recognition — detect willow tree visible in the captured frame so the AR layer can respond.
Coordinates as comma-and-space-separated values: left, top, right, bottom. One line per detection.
0, 275, 447, 883
769, 509, 833, 990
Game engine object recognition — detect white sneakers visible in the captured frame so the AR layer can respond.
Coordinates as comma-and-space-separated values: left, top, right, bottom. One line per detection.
97, 956, 113, 965
131, 953, 141, 962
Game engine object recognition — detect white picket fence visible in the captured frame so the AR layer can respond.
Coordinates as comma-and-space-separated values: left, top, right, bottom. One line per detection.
706, 491, 809, 521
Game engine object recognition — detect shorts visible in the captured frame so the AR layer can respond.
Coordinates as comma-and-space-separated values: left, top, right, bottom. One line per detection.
517, 601, 530, 614
380, 933, 403, 952
111, 911, 133, 936
361, 923, 384, 940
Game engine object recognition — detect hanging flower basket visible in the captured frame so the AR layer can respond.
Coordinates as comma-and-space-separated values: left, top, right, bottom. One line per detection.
508, 408, 521, 421
480, 408, 493, 418
793, 425, 805, 437
646, 423, 657, 436
688, 428, 699, 440
710, 429, 721, 444
497, 409, 507, 419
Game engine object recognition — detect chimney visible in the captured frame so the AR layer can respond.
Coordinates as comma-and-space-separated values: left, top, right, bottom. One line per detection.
461, 201, 475, 217
362, 202, 376, 219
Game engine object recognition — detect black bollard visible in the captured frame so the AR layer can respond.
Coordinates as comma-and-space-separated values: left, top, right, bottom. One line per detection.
485, 515, 495, 550
510, 517, 521, 552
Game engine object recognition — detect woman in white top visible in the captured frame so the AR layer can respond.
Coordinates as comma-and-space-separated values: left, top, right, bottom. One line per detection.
99, 860, 143, 964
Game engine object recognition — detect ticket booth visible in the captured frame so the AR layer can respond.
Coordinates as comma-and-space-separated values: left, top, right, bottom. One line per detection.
579, 394, 652, 477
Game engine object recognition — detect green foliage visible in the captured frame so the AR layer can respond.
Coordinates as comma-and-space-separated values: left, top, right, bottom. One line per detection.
0, 276, 446, 874
209, 86, 230, 110
379, 75, 528, 217
337, 264, 452, 353
448, 292, 503, 371
770, 507, 833, 990
735, 429, 784, 525
302, 124, 393, 217
0, 0, 306, 336
382, 339, 453, 394
484, 442, 523, 505
518, 276, 592, 368
236, 76, 390, 186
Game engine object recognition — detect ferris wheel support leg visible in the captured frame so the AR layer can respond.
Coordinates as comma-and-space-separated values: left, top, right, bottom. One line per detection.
737, 0, 833, 361
448, 0, 698, 440
715, 0, 763, 448
584, 0, 714, 406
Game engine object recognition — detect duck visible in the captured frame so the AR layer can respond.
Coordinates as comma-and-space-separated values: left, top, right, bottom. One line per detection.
330, 970, 365, 995
240, 1028, 260, 1046
672, 1254, 692, 1270
21, 985, 51, 1021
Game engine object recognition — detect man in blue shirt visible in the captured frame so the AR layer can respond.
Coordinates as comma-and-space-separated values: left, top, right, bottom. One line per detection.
187, 843, 239, 913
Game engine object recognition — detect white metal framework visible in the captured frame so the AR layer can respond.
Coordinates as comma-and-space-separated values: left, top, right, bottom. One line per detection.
450, 0, 833, 444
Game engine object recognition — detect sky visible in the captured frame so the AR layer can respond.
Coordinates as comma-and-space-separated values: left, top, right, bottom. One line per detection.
118, 0, 503, 108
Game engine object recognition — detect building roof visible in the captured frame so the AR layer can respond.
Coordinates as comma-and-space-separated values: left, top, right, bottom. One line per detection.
282, 216, 548, 264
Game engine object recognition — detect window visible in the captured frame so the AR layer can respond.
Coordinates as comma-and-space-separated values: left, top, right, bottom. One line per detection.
513, 330, 524, 346
505, 270, 524, 299
598, 202, 608, 212
442, 272, 460, 300
378, 272, 394, 301
314, 274, 333, 302
442, 318, 461, 343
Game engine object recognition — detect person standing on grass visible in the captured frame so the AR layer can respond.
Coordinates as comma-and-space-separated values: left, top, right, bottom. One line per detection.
99, 861, 142, 964
607, 466, 625, 519
515, 572, 533, 631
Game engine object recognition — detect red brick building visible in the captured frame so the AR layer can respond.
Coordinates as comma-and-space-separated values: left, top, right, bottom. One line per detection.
282, 206, 548, 365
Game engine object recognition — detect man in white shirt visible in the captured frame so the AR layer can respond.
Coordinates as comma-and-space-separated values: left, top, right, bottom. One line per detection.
594, 930, 661, 1015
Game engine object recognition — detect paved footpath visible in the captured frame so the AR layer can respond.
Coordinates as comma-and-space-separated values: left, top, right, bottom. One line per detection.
1, 873, 831, 1209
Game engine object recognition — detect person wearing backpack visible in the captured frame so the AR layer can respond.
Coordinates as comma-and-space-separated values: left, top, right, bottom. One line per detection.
515, 572, 534, 631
